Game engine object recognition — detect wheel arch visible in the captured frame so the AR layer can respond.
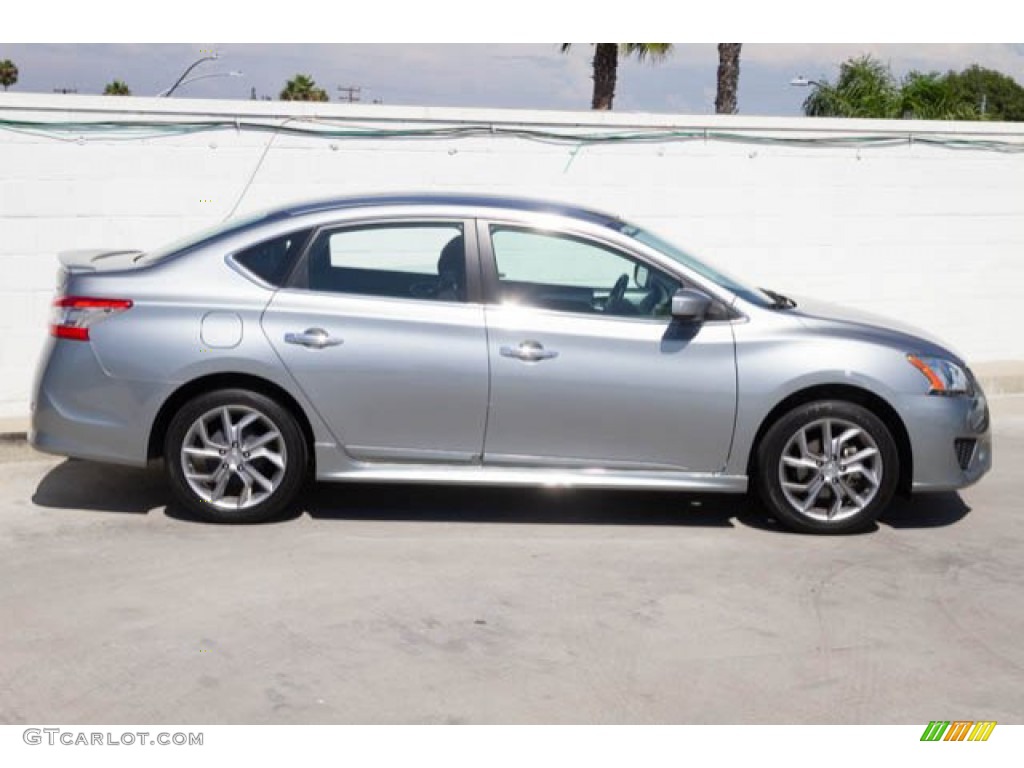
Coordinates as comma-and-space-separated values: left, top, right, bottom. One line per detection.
746, 383, 913, 495
148, 372, 316, 469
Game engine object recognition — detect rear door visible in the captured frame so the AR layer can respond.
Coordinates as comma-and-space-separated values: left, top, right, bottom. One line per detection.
261, 218, 490, 464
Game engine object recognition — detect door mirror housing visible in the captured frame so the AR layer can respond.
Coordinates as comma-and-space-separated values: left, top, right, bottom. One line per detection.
671, 289, 712, 322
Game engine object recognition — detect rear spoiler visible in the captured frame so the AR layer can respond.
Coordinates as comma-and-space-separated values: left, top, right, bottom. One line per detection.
58, 249, 145, 272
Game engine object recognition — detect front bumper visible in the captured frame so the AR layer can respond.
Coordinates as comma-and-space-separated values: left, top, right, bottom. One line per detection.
902, 384, 992, 492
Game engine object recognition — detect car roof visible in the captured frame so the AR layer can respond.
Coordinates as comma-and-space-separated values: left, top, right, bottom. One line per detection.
262, 193, 624, 229
143, 194, 628, 269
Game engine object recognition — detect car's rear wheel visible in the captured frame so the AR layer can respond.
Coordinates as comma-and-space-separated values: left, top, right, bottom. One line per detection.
756, 400, 899, 534
164, 389, 307, 523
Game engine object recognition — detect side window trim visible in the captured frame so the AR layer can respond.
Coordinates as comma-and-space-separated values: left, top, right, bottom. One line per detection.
283, 216, 482, 303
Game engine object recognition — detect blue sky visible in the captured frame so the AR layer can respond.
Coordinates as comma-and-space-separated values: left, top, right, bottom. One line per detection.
2, 44, 1023, 116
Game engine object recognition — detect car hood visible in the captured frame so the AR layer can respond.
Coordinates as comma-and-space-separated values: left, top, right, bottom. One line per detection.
786, 295, 965, 363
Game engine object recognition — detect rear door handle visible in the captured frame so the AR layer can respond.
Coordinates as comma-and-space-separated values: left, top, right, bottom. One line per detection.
500, 340, 559, 362
284, 328, 344, 349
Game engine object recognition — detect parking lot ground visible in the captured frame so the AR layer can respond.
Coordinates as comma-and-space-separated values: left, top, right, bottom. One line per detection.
1, 397, 1023, 725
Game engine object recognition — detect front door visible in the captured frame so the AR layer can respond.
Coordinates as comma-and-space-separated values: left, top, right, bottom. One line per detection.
480, 224, 737, 472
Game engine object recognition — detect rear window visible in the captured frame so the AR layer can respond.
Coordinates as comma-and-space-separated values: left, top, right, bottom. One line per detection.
233, 230, 313, 286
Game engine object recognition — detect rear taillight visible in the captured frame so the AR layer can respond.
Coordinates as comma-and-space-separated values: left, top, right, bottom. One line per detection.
50, 296, 133, 341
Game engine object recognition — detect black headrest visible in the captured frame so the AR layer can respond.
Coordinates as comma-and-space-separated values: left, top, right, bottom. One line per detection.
438, 235, 465, 274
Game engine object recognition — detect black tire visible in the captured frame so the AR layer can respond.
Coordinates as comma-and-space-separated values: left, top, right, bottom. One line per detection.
756, 400, 899, 534
164, 388, 308, 523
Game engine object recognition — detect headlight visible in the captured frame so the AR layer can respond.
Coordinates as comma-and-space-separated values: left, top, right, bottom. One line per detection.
907, 354, 973, 396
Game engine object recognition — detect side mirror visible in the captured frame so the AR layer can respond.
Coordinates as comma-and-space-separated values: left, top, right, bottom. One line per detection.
670, 288, 712, 322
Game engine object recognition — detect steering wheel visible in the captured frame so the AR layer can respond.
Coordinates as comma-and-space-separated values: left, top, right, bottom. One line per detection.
606, 273, 629, 312
638, 280, 668, 316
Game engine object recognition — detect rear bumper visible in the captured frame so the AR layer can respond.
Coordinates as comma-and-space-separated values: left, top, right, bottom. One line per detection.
29, 337, 164, 468
902, 385, 992, 492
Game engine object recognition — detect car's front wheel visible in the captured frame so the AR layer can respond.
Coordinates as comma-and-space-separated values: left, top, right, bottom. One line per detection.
756, 400, 899, 534
164, 389, 308, 523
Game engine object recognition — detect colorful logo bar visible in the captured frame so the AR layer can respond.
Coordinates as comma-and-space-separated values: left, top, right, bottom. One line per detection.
920, 721, 997, 741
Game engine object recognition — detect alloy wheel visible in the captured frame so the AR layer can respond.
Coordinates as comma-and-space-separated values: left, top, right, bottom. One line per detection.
180, 405, 288, 511
777, 417, 883, 523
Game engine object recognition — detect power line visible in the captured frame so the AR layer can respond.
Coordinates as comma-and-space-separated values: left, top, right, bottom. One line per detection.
2, 117, 1022, 153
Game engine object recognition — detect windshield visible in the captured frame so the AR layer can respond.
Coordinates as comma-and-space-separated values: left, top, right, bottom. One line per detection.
135, 209, 276, 266
616, 223, 775, 308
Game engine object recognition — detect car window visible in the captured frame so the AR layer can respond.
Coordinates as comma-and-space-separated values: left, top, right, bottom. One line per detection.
489, 226, 680, 319
233, 229, 312, 286
305, 223, 467, 302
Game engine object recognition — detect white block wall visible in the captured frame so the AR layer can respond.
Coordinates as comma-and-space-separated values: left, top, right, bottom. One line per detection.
2, 93, 1023, 420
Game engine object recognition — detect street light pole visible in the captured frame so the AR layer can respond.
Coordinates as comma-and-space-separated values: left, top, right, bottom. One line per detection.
159, 53, 221, 97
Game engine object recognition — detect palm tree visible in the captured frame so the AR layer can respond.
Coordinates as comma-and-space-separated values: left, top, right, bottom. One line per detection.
103, 79, 131, 96
280, 74, 329, 102
0, 59, 18, 91
561, 44, 672, 110
714, 44, 742, 114
802, 55, 901, 118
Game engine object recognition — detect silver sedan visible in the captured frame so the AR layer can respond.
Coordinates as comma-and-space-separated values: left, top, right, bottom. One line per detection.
30, 194, 991, 533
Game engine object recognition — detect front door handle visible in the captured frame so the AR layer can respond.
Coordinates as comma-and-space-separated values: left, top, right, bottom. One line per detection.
284, 328, 344, 349
500, 340, 559, 362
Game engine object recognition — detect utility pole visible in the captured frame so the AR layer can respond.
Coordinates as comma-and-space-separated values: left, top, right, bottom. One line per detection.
336, 85, 362, 103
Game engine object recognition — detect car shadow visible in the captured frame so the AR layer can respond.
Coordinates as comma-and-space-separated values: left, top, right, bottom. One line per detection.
32, 458, 168, 515
878, 492, 972, 529
301, 483, 761, 529
301, 484, 971, 534
31, 459, 971, 532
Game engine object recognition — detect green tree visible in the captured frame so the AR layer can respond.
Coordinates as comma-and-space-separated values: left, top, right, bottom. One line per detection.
801, 55, 1024, 121
0, 59, 18, 91
802, 55, 900, 118
715, 44, 742, 114
944, 65, 1024, 121
898, 71, 978, 120
103, 79, 131, 96
280, 74, 328, 102
561, 43, 672, 110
